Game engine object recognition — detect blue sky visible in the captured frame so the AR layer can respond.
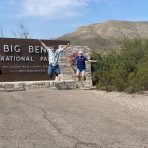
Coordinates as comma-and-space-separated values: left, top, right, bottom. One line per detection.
0, 0, 148, 39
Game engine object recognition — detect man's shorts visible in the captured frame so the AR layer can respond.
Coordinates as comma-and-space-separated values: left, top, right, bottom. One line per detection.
76, 68, 86, 77
48, 64, 61, 76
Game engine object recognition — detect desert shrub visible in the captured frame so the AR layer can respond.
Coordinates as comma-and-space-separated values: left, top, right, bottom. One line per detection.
91, 38, 148, 93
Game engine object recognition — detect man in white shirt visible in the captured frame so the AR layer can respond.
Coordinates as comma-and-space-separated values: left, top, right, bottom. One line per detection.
39, 40, 70, 80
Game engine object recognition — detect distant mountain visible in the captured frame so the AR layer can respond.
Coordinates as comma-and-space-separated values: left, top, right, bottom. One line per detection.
57, 20, 148, 50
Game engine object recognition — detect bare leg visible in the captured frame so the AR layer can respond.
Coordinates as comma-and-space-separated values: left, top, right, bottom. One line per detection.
55, 74, 59, 81
76, 69, 81, 81
76, 76, 81, 81
81, 70, 86, 81
82, 76, 86, 81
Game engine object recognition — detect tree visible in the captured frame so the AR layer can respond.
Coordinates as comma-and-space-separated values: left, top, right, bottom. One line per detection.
12, 23, 31, 39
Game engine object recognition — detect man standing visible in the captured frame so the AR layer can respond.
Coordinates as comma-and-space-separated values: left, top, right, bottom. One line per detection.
39, 40, 70, 80
74, 50, 97, 81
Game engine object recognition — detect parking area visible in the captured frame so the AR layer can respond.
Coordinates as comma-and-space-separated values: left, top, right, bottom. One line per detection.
0, 89, 148, 148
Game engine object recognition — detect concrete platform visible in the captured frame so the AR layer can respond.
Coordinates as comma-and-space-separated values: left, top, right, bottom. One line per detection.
0, 80, 77, 91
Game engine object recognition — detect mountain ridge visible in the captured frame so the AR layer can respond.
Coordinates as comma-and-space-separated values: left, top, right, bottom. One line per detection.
57, 20, 148, 50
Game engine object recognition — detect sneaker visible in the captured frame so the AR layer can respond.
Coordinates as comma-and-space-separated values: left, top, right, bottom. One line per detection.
55, 76, 60, 81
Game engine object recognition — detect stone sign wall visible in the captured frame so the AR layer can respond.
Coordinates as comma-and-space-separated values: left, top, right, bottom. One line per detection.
58, 45, 92, 87
0, 38, 92, 87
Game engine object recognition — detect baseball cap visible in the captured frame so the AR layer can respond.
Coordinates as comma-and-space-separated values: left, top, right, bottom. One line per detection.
78, 51, 83, 54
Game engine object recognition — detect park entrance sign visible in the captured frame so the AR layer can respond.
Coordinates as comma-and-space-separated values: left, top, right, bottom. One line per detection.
0, 38, 69, 82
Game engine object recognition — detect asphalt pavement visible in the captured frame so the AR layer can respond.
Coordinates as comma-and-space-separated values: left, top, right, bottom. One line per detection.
0, 88, 148, 148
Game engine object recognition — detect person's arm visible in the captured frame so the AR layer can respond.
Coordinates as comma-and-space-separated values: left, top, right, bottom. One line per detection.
39, 40, 49, 49
85, 57, 97, 63
88, 59, 97, 63
60, 43, 70, 51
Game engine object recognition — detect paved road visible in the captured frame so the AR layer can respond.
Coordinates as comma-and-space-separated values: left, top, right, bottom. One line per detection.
0, 89, 148, 148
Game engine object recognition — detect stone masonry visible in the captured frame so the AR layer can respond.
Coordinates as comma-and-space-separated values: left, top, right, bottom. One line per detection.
0, 45, 93, 90
58, 45, 92, 87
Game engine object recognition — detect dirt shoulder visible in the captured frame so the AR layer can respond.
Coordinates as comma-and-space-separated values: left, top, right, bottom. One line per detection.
94, 90, 148, 113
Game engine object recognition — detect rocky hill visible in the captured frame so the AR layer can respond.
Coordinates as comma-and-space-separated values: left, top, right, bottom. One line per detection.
57, 20, 148, 50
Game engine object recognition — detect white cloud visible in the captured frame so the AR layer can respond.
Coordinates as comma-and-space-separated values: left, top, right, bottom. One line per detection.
94, 0, 121, 5
10, 0, 90, 18
9, 0, 120, 19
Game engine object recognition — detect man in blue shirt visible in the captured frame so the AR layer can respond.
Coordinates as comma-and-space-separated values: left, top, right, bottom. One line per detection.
40, 40, 70, 80
74, 50, 97, 81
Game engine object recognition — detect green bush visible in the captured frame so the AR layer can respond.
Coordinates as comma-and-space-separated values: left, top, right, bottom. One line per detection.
91, 38, 148, 93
